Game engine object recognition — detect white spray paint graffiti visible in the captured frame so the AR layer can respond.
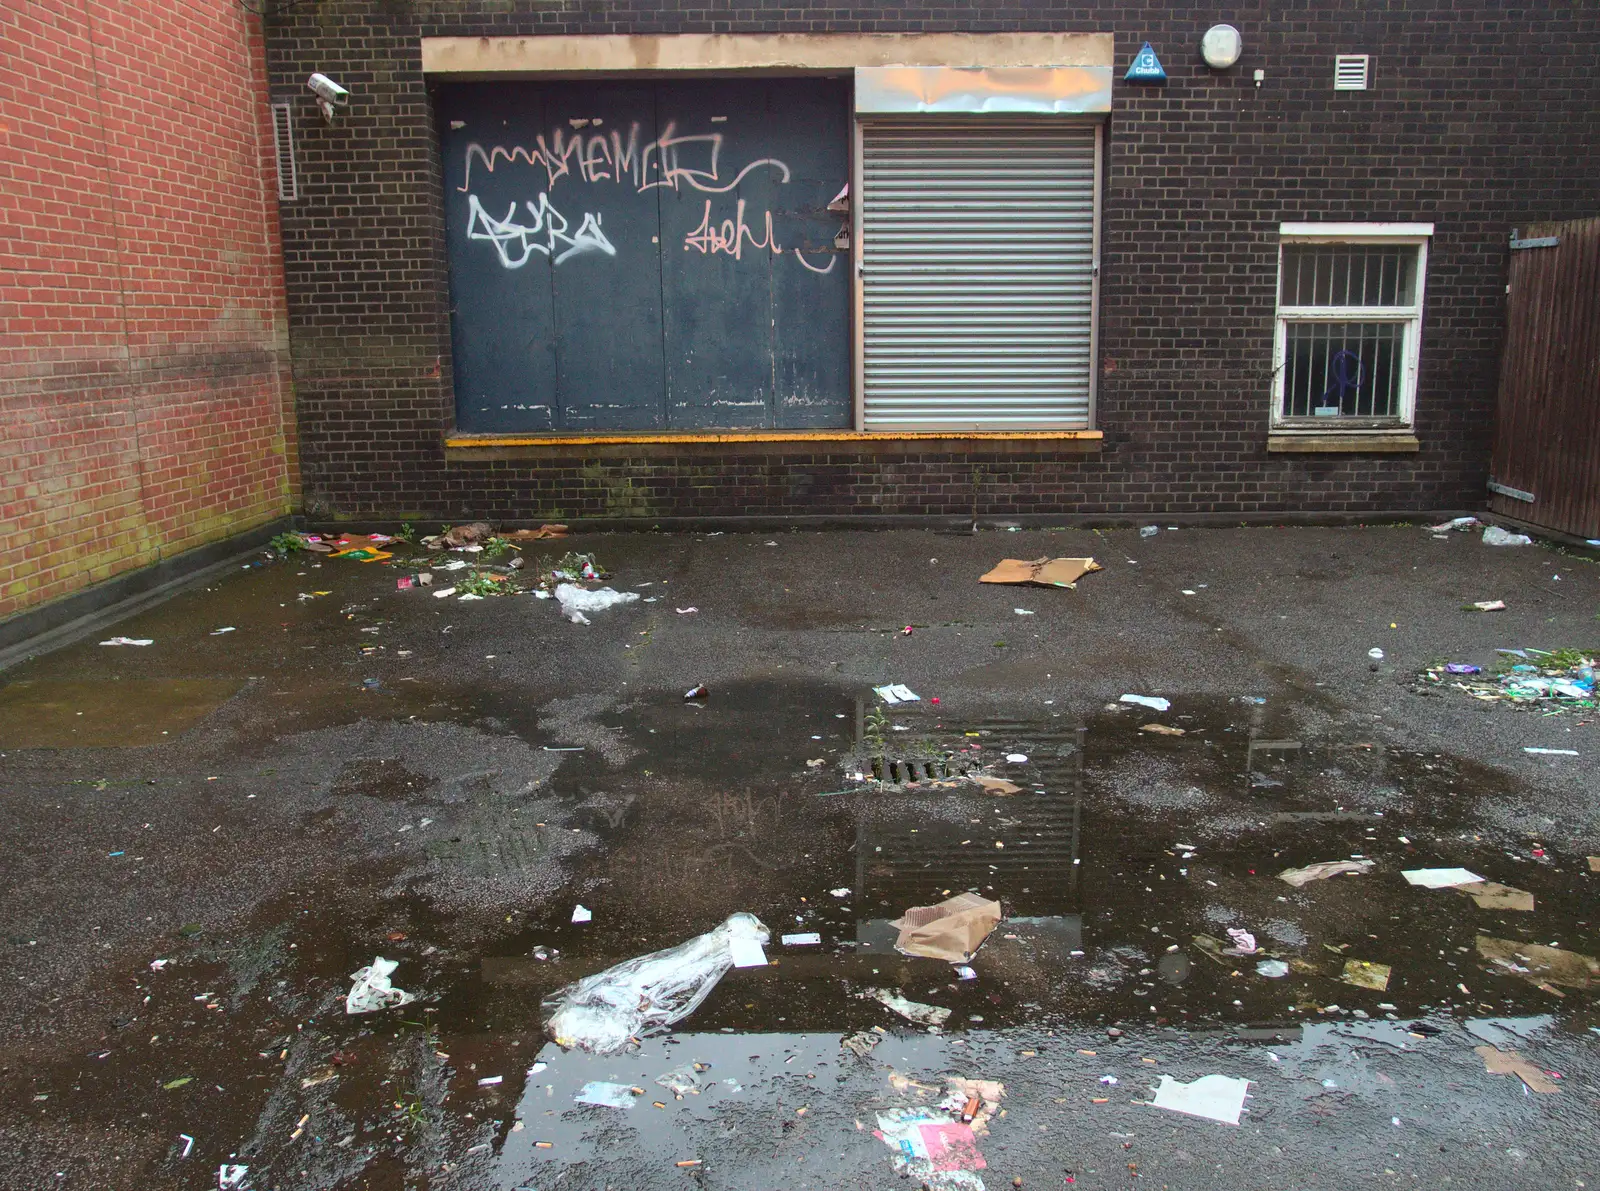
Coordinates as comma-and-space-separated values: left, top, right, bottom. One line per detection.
466, 193, 617, 268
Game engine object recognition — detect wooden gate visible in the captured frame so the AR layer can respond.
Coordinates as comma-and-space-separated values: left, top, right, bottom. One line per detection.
1488, 217, 1600, 539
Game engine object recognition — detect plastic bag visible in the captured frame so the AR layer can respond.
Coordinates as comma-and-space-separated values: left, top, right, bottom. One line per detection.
1482, 525, 1533, 547
544, 913, 769, 1053
346, 956, 415, 1014
554, 583, 640, 625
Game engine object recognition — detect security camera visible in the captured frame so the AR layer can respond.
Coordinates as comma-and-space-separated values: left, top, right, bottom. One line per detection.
307, 73, 349, 106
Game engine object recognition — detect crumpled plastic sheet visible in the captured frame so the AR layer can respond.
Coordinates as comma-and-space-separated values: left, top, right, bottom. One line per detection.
345, 956, 415, 1015
554, 583, 640, 625
544, 913, 769, 1054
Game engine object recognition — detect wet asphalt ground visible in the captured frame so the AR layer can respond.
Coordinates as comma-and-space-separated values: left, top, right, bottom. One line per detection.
0, 523, 1596, 1191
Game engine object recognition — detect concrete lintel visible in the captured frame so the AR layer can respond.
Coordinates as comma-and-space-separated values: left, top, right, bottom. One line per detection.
1267, 433, 1421, 454
421, 32, 1114, 77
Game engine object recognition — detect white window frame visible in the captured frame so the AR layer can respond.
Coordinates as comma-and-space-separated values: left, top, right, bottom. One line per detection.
1272, 222, 1431, 433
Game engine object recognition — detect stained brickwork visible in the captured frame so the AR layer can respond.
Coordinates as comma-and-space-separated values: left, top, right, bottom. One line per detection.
1, 0, 296, 619
264, 2, 1600, 522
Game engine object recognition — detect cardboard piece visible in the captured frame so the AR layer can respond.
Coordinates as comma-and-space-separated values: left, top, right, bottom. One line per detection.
1475, 1045, 1559, 1094
1588, 856, 1600, 873
1140, 723, 1186, 736
875, 1108, 986, 1181
974, 776, 1022, 795
1459, 881, 1535, 912
979, 556, 1102, 588
891, 893, 1003, 963
1477, 935, 1599, 990
506, 524, 569, 540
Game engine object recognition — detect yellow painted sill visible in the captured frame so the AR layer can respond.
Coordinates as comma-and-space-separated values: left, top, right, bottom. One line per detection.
446, 429, 1103, 448
444, 425, 1107, 448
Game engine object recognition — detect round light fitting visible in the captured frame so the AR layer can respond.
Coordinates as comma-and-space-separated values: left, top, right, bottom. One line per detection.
1201, 24, 1243, 69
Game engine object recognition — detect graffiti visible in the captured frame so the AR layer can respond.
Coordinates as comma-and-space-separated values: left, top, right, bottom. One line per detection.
792, 249, 838, 275
465, 193, 616, 268
459, 121, 791, 195
683, 199, 782, 260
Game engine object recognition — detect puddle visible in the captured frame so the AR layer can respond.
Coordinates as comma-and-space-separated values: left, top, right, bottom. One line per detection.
0, 678, 244, 747
4, 549, 1597, 1189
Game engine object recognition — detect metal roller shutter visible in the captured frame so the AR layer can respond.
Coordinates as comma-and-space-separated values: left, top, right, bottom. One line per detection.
860, 121, 1099, 430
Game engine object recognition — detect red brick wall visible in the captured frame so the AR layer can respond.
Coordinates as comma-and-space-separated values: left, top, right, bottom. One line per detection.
0, 0, 295, 620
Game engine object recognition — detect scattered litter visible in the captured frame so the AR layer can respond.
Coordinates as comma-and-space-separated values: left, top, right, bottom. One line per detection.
1589, 856, 1600, 873
574, 1081, 638, 1108
1524, 747, 1579, 756
1140, 525, 1160, 537
954, 965, 977, 981
1139, 723, 1185, 736
555, 583, 639, 625
1459, 882, 1535, 912
1483, 525, 1533, 547
1444, 663, 1482, 674
100, 637, 153, 646
981, 556, 1102, 588
830, 888, 852, 898
875, 1107, 986, 1186
1255, 959, 1289, 978
861, 988, 951, 1027
1149, 1074, 1250, 1125
974, 776, 1022, 795
504, 524, 569, 541
875, 684, 920, 704
1278, 859, 1374, 887
805, 759, 824, 768
179, 1134, 194, 1158
728, 932, 769, 968
1119, 694, 1170, 712
1368, 648, 1385, 660
209, 627, 235, 635
891, 893, 1003, 963
436, 560, 468, 571
1013, 608, 1035, 616
1469, 600, 1507, 612
1477, 934, 1599, 991
942, 1077, 1005, 1134
432, 587, 457, 599
684, 683, 709, 700
544, 913, 770, 1053
164, 1076, 193, 1089
424, 522, 494, 549
1429, 516, 1481, 532
675, 607, 698, 615
218, 1166, 249, 1189
571, 905, 592, 924
1402, 868, 1484, 889
1342, 959, 1392, 991
1475, 1045, 1560, 1094
1004, 753, 1028, 763
1422, 650, 1594, 712
782, 932, 821, 946
656, 1063, 705, 1097
477, 1075, 503, 1087
1225, 928, 1258, 955
345, 957, 415, 1014
841, 1031, 882, 1058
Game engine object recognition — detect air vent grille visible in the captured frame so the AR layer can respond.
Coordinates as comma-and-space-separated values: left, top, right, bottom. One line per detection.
1334, 54, 1371, 91
271, 102, 298, 201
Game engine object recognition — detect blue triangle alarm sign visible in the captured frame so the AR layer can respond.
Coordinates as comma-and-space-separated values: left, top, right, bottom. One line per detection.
1125, 42, 1167, 83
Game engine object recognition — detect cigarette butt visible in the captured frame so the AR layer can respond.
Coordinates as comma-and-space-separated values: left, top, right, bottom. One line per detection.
295, 1114, 309, 1128
1077, 1049, 1097, 1056
1092, 1097, 1110, 1104
653, 1101, 667, 1108
676, 1159, 702, 1167
535, 1140, 553, 1149
961, 1096, 982, 1122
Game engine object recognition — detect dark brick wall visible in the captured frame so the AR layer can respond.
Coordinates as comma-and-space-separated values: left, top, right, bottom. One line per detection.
265, 1, 1600, 522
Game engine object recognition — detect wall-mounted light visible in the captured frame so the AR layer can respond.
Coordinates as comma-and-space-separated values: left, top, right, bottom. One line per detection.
1200, 25, 1242, 70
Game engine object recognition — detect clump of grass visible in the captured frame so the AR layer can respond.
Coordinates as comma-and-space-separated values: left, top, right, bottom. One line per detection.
268, 532, 307, 555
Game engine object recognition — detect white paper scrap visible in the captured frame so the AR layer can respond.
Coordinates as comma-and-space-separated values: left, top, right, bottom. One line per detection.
1120, 694, 1171, 711
782, 932, 822, 946
432, 587, 457, 599
1524, 747, 1579, 756
1401, 868, 1485, 889
99, 637, 153, 646
1150, 1073, 1250, 1125
571, 904, 592, 923
874, 684, 920, 704
728, 935, 769, 968
574, 1080, 637, 1108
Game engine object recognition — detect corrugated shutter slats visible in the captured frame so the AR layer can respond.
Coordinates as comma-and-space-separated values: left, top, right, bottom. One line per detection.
861, 122, 1098, 429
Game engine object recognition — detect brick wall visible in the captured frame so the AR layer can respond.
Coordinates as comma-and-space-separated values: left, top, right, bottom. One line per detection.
264, 2, 1600, 522
0, 0, 296, 620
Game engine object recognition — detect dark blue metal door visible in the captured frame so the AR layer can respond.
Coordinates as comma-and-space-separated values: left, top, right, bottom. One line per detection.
438, 79, 849, 434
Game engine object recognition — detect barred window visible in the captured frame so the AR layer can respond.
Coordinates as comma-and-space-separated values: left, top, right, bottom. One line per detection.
1273, 227, 1430, 429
